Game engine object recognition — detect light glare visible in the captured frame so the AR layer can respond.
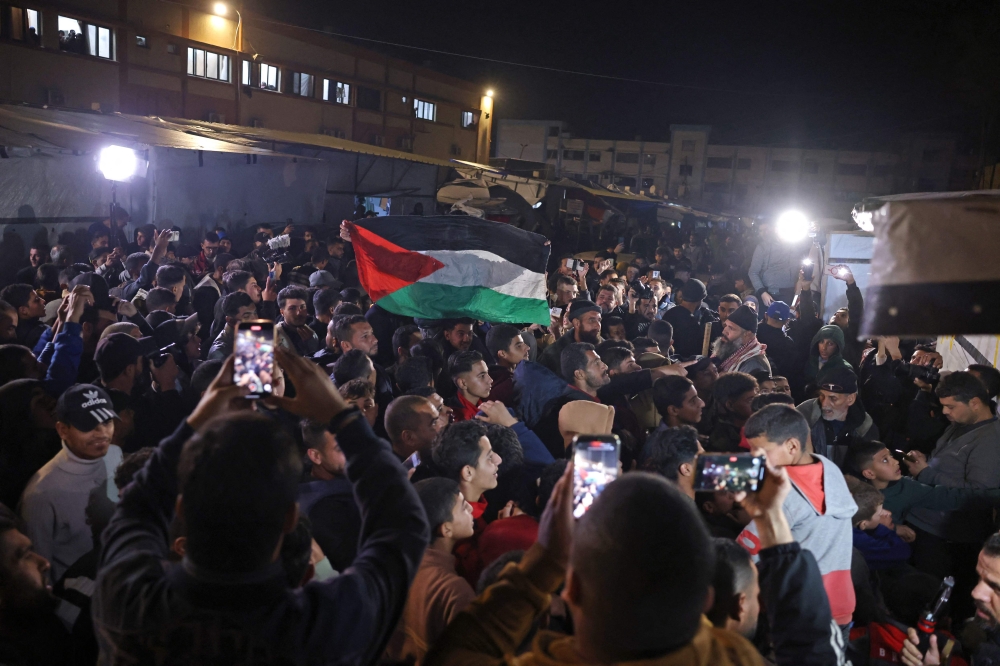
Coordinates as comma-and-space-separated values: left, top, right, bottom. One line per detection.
98, 145, 138, 182
486, 89, 494, 98
775, 209, 809, 242
213, 2, 227, 15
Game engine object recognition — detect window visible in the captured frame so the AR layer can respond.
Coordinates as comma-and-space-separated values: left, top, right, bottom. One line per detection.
737, 158, 751, 170
135, 35, 148, 48
10, 8, 40, 43
872, 164, 894, 177
770, 160, 797, 172
241, 60, 251, 85
643, 154, 656, 166
563, 150, 585, 161
641, 177, 655, 189
679, 164, 693, 176
706, 157, 733, 169
734, 184, 749, 200
681, 140, 695, 151
616, 152, 639, 164
291, 72, 314, 97
258, 63, 280, 91
704, 181, 731, 193
546, 149, 558, 160
356, 86, 381, 111
548, 126, 560, 137
802, 159, 819, 174
167, 43, 179, 55
323, 79, 351, 105
414, 98, 436, 121
187, 47, 230, 82
836, 163, 867, 176
922, 148, 945, 163
588, 152, 601, 162
58, 16, 114, 59
461, 111, 476, 128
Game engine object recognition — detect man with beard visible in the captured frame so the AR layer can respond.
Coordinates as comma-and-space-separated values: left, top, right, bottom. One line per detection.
594, 284, 618, 315
275, 286, 319, 356
623, 282, 658, 339
539, 300, 602, 377
797, 365, 878, 467
0, 503, 95, 664
901, 533, 1000, 665
713, 304, 771, 376
562, 343, 611, 401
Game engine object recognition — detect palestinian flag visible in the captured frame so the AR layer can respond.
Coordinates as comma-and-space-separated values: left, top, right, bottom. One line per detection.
348, 216, 550, 324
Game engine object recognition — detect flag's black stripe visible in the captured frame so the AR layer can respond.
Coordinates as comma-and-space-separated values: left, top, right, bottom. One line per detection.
861, 280, 1000, 337
354, 216, 549, 273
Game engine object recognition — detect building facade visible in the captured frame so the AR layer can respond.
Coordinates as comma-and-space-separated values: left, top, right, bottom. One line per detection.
497, 120, 977, 219
0, 0, 490, 162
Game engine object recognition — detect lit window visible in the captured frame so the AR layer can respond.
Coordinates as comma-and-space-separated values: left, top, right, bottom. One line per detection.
291, 72, 314, 97
13, 8, 41, 43
414, 99, 436, 121
58, 16, 114, 59
462, 111, 476, 128
322, 79, 350, 105
259, 63, 280, 91
242, 60, 251, 85
187, 47, 229, 82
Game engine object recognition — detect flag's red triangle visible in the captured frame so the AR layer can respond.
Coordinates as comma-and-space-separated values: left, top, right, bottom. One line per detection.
349, 223, 445, 302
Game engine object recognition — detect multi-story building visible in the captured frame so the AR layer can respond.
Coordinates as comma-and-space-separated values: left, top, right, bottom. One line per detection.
497, 120, 977, 219
0, 0, 492, 162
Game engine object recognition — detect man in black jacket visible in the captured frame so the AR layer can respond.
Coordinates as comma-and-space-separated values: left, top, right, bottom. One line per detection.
663, 279, 719, 357
93, 352, 429, 664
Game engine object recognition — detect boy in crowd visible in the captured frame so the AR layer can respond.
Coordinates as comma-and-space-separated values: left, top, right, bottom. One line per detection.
847, 477, 911, 571
385, 478, 475, 665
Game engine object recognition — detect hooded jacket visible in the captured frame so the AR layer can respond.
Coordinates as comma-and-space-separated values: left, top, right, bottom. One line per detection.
804, 325, 853, 383
738, 454, 857, 626
797, 397, 879, 468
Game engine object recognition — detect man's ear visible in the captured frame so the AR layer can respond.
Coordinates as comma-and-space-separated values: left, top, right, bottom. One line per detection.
846, 393, 857, 407
462, 465, 475, 483
861, 468, 876, 481
573, 368, 586, 385
306, 448, 323, 467
732, 591, 747, 622
439, 520, 453, 540
700, 500, 716, 515
703, 585, 716, 614
679, 462, 694, 478
55, 421, 71, 441
455, 376, 468, 392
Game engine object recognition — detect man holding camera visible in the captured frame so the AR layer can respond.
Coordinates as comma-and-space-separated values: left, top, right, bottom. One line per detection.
904, 371, 1000, 620
623, 282, 658, 339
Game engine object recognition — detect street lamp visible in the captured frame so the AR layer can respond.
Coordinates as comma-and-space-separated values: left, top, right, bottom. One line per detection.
486, 89, 494, 98
98, 145, 139, 231
213, 2, 241, 50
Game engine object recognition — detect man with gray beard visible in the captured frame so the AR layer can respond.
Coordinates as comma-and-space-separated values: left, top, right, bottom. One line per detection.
712, 304, 771, 376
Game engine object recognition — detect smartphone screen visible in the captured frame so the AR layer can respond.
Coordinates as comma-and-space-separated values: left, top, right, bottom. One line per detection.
573, 435, 621, 519
652, 270, 660, 278
550, 307, 563, 317
234, 321, 274, 398
167, 231, 180, 242
694, 454, 765, 492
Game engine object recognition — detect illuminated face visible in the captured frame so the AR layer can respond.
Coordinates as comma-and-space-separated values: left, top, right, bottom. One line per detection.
346, 322, 379, 357
280, 298, 309, 327
244, 278, 262, 303
444, 323, 474, 351
609, 353, 641, 376
729, 389, 757, 420
555, 283, 579, 306
458, 360, 493, 400
818, 389, 854, 422
29, 248, 43, 267
59, 420, 115, 460
972, 552, 1000, 629
201, 239, 220, 258
574, 311, 603, 344
817, 338, 838, 361
939, 395, 977, 425
865, 448, 902, 483
465, 436, 501, 495
722, 319, 748, 345
595, 289, 617, 313
606, 324, 626, 341
672, 385, 705, 425
0, 528, 52, 605
580, 350, 610, 390
499, 334, 529, 367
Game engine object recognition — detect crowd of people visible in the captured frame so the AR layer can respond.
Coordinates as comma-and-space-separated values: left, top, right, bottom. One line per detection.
0, 210, 998, 666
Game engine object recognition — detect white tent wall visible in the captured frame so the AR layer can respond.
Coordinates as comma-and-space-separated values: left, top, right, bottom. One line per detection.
938, 335, 1000, 371
149, 148, 329, 233
821, 232, 874, 321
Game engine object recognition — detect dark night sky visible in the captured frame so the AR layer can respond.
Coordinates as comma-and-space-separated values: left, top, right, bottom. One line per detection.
254, 0, 1000, 151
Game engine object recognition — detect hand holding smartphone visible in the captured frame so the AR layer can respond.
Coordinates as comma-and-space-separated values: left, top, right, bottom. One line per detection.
572, 435, 620, 518
234, 320, 275, 398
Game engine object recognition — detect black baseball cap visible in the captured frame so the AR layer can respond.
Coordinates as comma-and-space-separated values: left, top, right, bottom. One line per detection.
56, 384, 119, 432
817, 365, 858, 394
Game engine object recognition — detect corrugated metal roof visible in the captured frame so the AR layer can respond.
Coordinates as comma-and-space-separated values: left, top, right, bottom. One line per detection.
0, 104, 285, 156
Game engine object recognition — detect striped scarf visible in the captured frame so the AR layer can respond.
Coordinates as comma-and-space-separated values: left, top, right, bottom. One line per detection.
717, 338, 767, 373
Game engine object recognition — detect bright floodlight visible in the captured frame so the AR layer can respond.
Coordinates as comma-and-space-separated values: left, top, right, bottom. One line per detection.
98, 145, 138, 182
213, 2, 227, 15
486, 89, 494, 98
775, 209, 810, 242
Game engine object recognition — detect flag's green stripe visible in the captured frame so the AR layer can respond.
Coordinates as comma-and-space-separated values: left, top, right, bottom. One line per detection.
377, 282, 549, 325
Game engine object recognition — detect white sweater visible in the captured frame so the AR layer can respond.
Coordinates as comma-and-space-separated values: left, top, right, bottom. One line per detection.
19, 443, 122, 581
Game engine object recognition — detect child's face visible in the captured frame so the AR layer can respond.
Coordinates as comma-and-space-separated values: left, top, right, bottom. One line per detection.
866, 448, 902, 483
857, 503, 888, 531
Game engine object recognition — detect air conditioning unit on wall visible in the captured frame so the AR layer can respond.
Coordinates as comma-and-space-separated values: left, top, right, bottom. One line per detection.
321, 127, 346, 139
398, 136, 414, 151
370, 134, 385, 147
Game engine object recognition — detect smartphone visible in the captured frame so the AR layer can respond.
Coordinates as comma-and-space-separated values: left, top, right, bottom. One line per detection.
167, 230, 180, 243
573, 435, 621, 519
652, 270, 660, 279
801, 259, 814, 282
694, 454, 766, 493
550, 307, 563, 317
618, 236, 625, 245
404, 452, 420, 470
234, 320, 275, 398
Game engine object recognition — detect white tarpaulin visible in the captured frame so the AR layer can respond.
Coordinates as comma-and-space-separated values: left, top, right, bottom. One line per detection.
938, 335, 1000, 371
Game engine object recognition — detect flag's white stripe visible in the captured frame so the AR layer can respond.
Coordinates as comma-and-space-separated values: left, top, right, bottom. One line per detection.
416, 250, 547, 301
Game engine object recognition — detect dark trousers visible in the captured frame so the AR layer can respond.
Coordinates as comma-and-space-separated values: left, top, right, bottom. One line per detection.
909, 524, 981, 621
